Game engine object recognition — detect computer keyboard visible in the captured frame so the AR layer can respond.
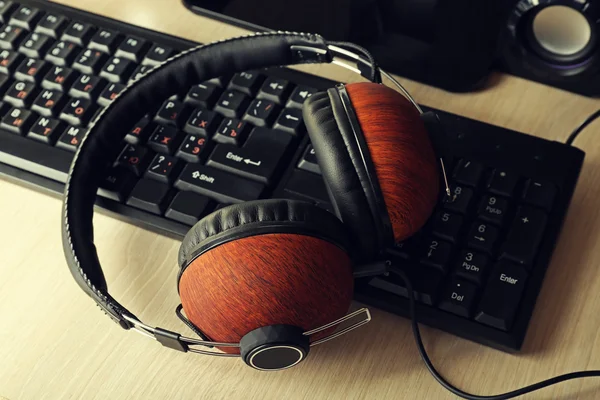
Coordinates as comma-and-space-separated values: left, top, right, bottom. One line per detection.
0, 0, 585, 352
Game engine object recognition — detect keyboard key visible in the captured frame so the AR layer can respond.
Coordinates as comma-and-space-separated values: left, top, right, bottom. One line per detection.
478, 195, 509, 225
14, 57, 49, 83
9, 5, 41, 30
141, 43, 173, 66
0, 25, 25, 50
257, 77, 291, 104
115, 35, 149, 62
72, 48, 106, 75
89, 29, 121, 54
214, 89, 249, 118
286, 86, 316, 109
154, 99, 187, 127
0, 106, 34, 134
206, 73, 233, 88
431, 211, 463, 243
176, 134, 211, 163
0, 48, 22, 74
0, 1, 17, 24
273, 108, 304, 135
453, 159, 484, 187
284, 169, 330, 204
165, 191, 212, 225
31, 89, 65, 117
229, 71, 265, 96
97, 166, 136, 202
69, 74, 106, 100
522, 179, 556, 212
97, 82, 124, 107
466, 221, 498, 253
116, 144, 152, 176
207, 127, 292, 184
45, 40, 80, 66
145, 153, 182, 184
34, 13, 68, 38
500, 206, 547, 267
127, 178, 173, 215
99, 56, 134, 83
128, 64, 152, 84
390, 238, 418, 260
243, 98, 278, 127
443, 185, 473, 214
183, 82, 220, 109
419, 238, 452, 272
125, 116, 152, 145
42, 65, 78, 91
438, 279, 478, 318
175, 164, 265, 204
59, 97, 95, 126
4, 80, 38, 108
297, 144, 320, 174
455, 250, 489, 285
148, 125, 181, 154
56, 125, 87, 151
475, 261, 528, 331
487, 169, 518, 197
61, 21, 95, 46
183, 108, 220, 137
27, 116, 64, 144
368, 265, 443, 305
214, 118, 250, 146
0, 74, 8, 95
18, 32, 52, 59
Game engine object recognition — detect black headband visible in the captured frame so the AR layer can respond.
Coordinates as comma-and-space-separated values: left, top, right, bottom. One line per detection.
60, 31, 384, 331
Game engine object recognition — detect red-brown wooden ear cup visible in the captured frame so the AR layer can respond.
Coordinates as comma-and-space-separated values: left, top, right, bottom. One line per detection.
303, 82, 439, 253
177, 199, 354, 354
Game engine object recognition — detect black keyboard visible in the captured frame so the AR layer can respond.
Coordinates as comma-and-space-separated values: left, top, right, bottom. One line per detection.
0, 0, 585, 352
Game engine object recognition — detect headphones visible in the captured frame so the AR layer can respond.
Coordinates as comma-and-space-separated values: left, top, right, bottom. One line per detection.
61, 31, 447, 371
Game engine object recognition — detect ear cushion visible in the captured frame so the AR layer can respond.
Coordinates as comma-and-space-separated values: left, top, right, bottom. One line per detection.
303, 90, 381, 260
177, 199, 351, 276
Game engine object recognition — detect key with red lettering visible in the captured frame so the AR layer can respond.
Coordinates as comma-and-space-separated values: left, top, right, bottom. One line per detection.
14, 57, 49, 83
27, 116, 65, 144
56, 125, 87, 151
214, 117, 250, 146
176, 134, 211, 163
69, 74, 106, 100
145, 154, 182, 184
31, 89, 66, 117
154, 99, 187, 127
125, 116, 153, 145
0, 106, 35, 135
183, 108, 220, 137
97, 82, 124, 107
59, 97, 96, 126
115, 144, 152, 176
42, 65, 78, 91
148, 125, 181, 154
4, 80, 38, 108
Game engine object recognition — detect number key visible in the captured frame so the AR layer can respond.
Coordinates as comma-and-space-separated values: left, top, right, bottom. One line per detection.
455, 250, 489, 285
419, 238, 453, 272
443, 184, 473, 214
478, 195, 509, 225
466, 221, 498, 253
99, 56, 134, 83
18, 32, 52, 59
432, 211, 463, 243
72, 48, 107, 75
0, 25, 25, 50
45, 40, 80, 66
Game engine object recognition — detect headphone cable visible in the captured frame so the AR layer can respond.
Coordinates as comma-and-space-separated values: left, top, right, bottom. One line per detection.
565, 109, 600, 146
389, 268, 600, 399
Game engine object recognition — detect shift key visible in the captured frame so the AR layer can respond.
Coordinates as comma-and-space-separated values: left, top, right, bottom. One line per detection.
174, 164, 264, 204
475, 261, 528, 331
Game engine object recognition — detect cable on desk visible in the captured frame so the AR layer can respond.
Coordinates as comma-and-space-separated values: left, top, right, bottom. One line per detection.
566, 109, 600, 146
389, 268, 600, 399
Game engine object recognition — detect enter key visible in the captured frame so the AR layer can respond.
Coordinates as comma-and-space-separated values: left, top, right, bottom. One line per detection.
207, 127, 292, 184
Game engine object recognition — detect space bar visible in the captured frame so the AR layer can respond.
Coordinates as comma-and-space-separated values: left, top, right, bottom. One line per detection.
0, 130, 73, 183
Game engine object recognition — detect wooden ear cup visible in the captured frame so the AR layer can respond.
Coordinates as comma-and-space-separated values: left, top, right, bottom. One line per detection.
345, 82, 440, 243
178, 233, 354, 354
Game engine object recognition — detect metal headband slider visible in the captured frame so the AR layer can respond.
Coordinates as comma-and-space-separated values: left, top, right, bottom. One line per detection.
304, 308, 372, 347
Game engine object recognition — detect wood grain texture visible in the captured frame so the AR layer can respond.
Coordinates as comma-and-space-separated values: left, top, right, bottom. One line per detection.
179, 234, 354, 353
346, 82, 439, 242
0, 1, 599, 399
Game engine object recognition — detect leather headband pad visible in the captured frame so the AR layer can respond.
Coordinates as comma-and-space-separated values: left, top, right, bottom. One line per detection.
178, 199, 350, 282
61, 32, 330, 325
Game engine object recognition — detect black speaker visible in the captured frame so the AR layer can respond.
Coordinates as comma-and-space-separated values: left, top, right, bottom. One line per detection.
498, 0, 600, 96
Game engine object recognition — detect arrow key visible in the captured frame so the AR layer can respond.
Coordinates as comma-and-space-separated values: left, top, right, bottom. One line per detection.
274, 108, 304, 135
466, 221, 499, 253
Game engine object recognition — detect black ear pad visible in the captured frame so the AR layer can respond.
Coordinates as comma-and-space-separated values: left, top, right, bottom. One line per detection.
177, 199, 351, 281
302, 90, 381, 260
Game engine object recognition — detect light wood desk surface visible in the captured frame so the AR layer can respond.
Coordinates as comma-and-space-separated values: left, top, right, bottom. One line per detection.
1, 1, 600, 399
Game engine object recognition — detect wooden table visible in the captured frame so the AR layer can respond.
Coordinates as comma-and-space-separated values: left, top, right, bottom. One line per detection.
1, 1, 600, 399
